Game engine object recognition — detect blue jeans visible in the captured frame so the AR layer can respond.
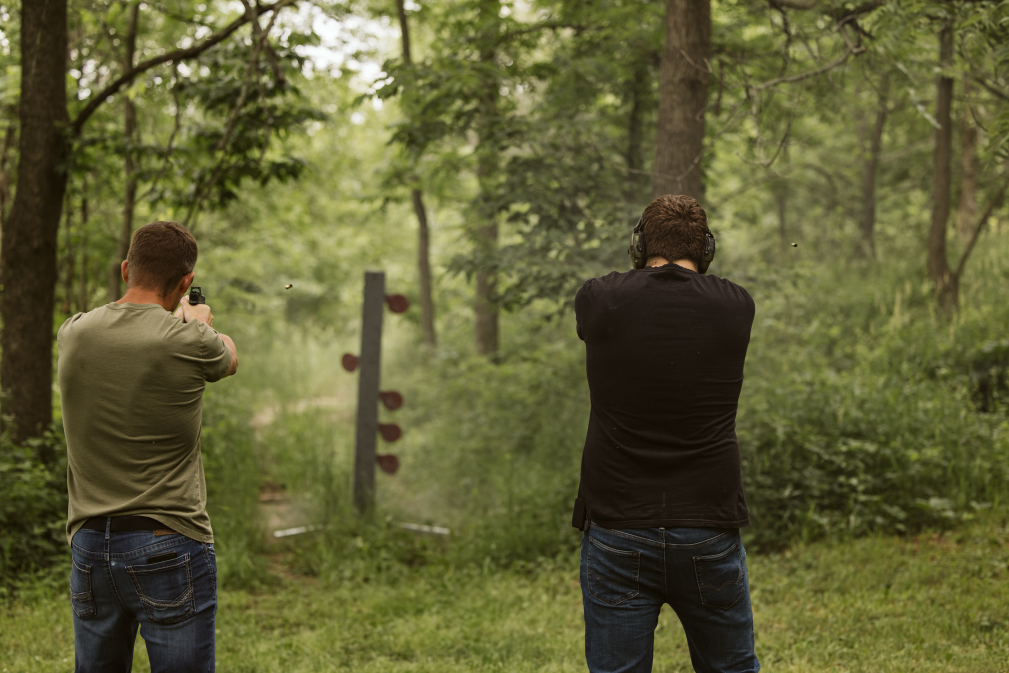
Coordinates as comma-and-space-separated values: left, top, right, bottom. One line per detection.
580, 524, 759, 673
70, 521, 217, 672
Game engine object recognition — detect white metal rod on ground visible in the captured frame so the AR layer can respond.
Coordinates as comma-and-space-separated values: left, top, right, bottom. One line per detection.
270, 522, 450, 538
399, 522, 451, 535
273, 524, 323, 538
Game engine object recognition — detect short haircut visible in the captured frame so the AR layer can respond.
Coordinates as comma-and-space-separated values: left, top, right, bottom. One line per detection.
641, 195, 708, 265
126, 221, 198, 296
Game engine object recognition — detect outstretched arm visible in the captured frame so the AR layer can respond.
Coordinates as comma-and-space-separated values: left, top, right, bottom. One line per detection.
217, 333, 239, 378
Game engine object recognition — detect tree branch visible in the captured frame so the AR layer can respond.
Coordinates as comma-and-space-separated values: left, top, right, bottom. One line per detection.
954, 173, 1009, 280
495, 21, 584, 46
70, 0, 298, 136
768, 0, 884, 15
751, 46, 864, 91
972, 75, 1009, 102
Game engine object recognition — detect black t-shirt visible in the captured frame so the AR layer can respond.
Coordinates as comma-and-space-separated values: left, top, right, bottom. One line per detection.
574, 263, 755, 529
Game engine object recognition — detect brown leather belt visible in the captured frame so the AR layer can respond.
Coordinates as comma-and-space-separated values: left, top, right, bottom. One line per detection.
82, 515, 166, 532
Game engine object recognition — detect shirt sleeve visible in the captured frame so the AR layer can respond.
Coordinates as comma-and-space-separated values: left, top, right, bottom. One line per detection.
575, 279, 593, 342
198, 323, 232, 383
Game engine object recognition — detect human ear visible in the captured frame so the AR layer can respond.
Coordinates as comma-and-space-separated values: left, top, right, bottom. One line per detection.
178, 272, 195, 295
121, 260, 129, 284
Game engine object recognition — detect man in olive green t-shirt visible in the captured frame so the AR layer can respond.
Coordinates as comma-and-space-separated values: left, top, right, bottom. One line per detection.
58, 221, 238, 672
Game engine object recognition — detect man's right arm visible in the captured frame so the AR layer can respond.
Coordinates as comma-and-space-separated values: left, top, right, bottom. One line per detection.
174, 297, 238, 379
217, 333, 239, 378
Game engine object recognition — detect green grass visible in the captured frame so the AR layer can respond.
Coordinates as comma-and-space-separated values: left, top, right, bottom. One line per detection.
3, 517, 1009, 673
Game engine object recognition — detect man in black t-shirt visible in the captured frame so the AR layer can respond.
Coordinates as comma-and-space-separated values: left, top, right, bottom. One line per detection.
574, 195, 760, 673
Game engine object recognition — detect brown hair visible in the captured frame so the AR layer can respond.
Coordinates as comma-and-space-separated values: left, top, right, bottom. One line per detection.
641, 194, 708, 265
126, 221, 198, 296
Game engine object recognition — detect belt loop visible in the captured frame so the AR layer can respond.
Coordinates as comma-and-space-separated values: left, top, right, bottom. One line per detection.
104, 517, 111, 560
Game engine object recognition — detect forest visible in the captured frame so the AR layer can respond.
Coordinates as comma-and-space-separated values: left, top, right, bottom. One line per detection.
1, 0, 1009, 670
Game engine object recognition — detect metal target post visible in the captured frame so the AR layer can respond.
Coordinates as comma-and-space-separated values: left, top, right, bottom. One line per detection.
353, 271, 385, 513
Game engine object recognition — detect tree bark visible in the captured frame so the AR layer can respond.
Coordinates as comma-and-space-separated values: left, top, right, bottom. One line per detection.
78, 180, 89, 314
652, 0, 710, 199
0, 0, 69, 449
776, 190, 788, 257
62, 195, 75, 315
474, 0, 500, 359
0, 123, 15, 238
624, 58, 649, 205
474, 219, 498, 358
859, 83, 887, 259
411, 189, 437, 347
956, 82, 979, 240
927, 24, 956, 313
109, 4, 140, 302
397, 0, 436, 348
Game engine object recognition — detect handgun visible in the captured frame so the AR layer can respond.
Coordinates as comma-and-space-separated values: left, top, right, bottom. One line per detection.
188, 286, 206, 305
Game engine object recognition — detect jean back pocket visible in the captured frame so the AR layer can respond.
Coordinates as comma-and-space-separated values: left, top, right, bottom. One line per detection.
126, 553, 196, 625
586, 536, 641, 606
70, 558, 97, 619
693, 540, 745, 610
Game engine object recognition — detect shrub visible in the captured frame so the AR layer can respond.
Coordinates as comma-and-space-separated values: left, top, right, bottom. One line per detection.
0, 431, 69, 596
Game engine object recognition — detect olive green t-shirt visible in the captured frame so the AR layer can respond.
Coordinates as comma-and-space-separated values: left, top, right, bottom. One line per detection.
58, 302, 232, 545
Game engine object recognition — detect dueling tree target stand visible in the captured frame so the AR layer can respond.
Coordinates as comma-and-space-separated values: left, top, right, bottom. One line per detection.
342, 270, 409, 514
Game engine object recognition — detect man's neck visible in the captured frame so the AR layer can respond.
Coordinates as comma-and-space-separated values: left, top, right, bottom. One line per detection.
117, 288, 177, 312
646, 257, 698, 272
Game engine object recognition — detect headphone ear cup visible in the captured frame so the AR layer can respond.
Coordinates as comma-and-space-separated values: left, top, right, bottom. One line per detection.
628, 216, 647, 269
699, 230, 716, 273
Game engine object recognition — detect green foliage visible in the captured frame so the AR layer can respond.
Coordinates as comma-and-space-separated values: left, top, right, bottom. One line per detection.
200, 384, 271, 588
5, 0, 1008, 593
0, 431, 69, 598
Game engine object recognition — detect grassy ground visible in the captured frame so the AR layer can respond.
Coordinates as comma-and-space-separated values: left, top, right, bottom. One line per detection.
3, 517, 1008, 673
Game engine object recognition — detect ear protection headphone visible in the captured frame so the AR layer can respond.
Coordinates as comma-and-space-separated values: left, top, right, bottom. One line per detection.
628, 214, 716, 273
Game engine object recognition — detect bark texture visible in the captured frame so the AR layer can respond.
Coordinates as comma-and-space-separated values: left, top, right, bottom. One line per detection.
78, 181, 89, 313
474, 221, 498, 357
859, 84, 888, 259
397, 0, 437, 347
0, 123, 15, 236
473, 0, 500, 359
0, 0, 70, 448
108, 4, 140, 302
411, 189, 437, 347
927, 24, 956, 313
624, 58, 649, 205
652, 0, 710, 199
62, 200, 74, 315
956, 82, 979, 239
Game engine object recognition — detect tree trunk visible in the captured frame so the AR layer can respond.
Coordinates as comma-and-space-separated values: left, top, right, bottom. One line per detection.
776, 190, 788, 257
108, 4, 140, 302
652, 0, 710, 200
411, 190, 437, 347
0, 0, 69, 448
474, 0, 500, 359
859, 83, 887, 259
927, 24, 956, 313
0, 123, 15, 239
956, 82, 979, 240
79, 181, 89, 314
397, 0, 437, 348
62, 195, 75, 315
624, 58, 649, 206
474, 220, 498, 357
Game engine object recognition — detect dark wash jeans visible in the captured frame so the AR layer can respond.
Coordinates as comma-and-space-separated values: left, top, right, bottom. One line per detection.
70, 521, 216, 673
580, 524, 759, 673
